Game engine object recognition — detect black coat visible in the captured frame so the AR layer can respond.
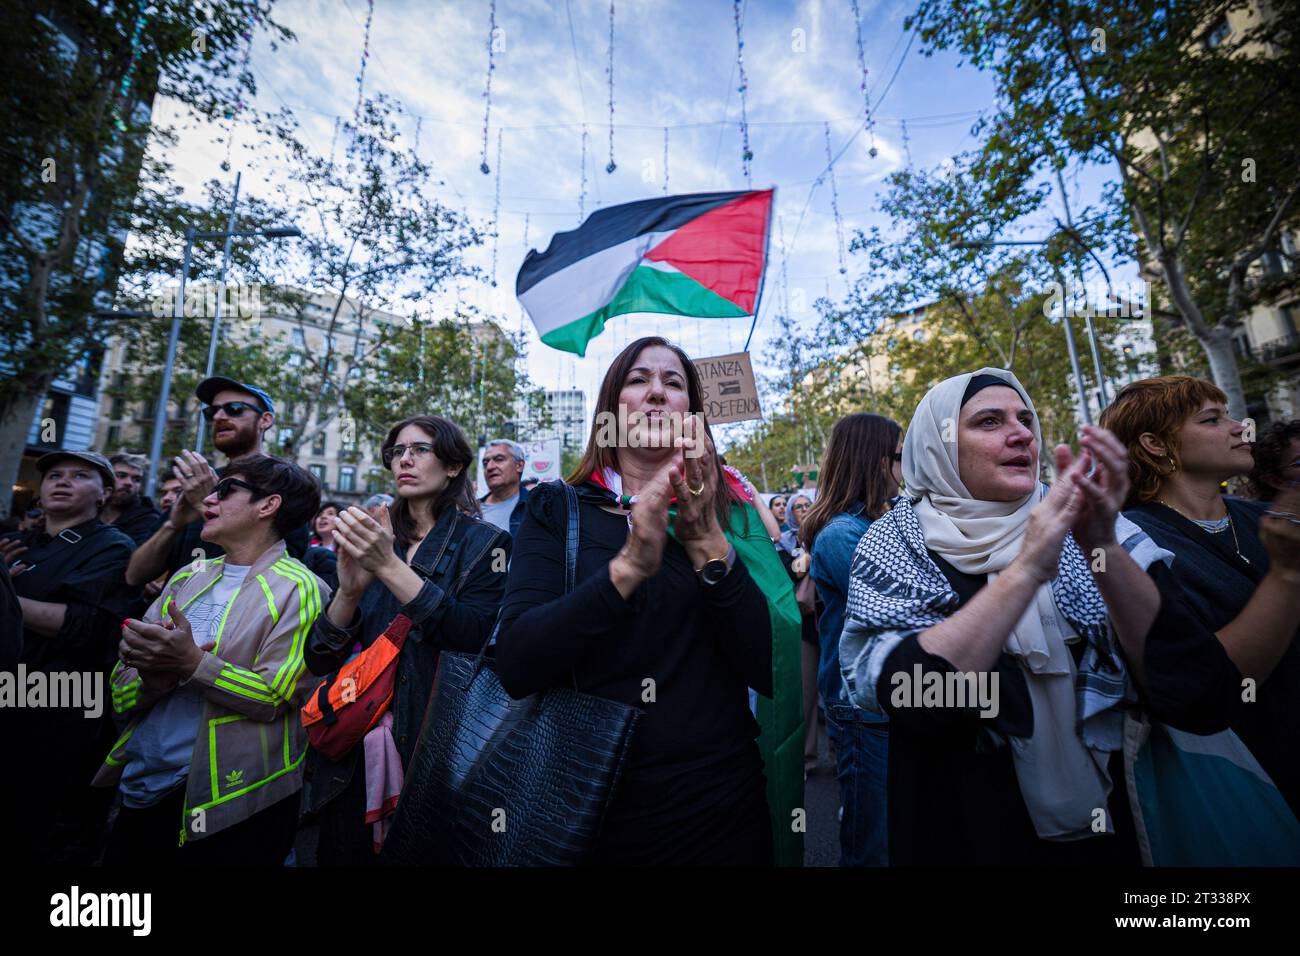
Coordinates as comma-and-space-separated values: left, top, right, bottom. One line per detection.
3, 519, 137, 673
301, 508, 509, 815
105, 497, 162, 546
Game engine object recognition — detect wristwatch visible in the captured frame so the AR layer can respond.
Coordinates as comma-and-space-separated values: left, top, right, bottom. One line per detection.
696, 544, 737, 586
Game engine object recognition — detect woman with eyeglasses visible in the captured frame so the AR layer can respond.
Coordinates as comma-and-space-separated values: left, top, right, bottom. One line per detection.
1100, 378, 1300, 831
301, 415, 510, 865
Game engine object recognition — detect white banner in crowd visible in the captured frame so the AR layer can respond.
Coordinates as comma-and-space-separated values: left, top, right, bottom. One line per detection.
475, 437, 563, 498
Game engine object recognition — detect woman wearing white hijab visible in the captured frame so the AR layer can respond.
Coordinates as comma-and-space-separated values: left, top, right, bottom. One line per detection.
839, 368, 1167, 864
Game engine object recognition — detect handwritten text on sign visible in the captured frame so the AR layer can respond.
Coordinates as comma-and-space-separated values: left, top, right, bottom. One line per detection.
693, 351, 762, 424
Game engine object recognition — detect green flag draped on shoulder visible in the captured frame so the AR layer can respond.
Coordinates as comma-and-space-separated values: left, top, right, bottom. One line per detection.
669, 498, 804, 867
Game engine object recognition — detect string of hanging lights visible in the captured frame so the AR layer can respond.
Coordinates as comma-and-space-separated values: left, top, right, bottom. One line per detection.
353, 0, 374, 123
605, 2, 617, 173
849, 0, 879, 158
479, 0, 498, 174
732, 0, 754, 184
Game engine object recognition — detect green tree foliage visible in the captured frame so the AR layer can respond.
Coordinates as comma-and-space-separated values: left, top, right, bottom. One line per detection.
906, 0, 1300, 415
343, 310, 546, 456
0, 0, 292, 513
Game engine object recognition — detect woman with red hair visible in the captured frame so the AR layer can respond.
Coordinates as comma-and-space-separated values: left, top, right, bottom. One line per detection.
1101, 376, 1300, 852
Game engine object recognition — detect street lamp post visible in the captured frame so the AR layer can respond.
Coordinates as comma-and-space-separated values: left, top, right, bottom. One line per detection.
143, 179, 301, 499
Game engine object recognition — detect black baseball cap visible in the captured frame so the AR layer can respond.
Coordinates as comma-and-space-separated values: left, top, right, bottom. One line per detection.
36, 450, 116, 490
195, 376, 275, 416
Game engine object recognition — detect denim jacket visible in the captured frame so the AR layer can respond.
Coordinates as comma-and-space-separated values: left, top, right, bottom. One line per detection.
809, 503, 885, 722
301, 508, 509, 814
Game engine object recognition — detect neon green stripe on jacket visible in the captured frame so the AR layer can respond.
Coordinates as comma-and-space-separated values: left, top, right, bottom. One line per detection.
267, 559, 319, 701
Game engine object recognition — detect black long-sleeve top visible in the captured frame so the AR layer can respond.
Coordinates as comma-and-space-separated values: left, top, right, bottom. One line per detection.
300, 509, 508, 814
4, 519, 137, 673
1126, 499, 1299, 818
874, 552, 1139, 866
494, 481, 774, 863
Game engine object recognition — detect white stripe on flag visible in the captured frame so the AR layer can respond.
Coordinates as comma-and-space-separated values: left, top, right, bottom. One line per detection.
518, 230, 674, 336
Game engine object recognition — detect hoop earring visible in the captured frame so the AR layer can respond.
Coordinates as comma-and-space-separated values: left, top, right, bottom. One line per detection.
1158, 454, 1178, 477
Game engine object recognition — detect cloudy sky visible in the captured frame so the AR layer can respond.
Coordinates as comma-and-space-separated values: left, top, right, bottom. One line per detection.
157, 0, 1022, 436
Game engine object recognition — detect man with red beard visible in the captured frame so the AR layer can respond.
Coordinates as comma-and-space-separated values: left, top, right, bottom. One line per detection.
126, 377, 310, 588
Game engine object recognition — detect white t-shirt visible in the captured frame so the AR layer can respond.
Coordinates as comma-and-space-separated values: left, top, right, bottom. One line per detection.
119, 563, 251, 808
480, 493, 520, 533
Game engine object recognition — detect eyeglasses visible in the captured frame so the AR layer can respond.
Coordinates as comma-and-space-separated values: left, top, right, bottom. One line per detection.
891, 452, 903, 462
213, 477, 264, 500
383, 442, 436, 468
201, 401, 265, 420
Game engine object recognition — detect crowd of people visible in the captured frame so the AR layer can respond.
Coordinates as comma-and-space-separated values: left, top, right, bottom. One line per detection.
1, 340, 1297, 867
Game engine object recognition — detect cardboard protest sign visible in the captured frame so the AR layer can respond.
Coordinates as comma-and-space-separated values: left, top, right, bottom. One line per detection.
693, 351, 762, 424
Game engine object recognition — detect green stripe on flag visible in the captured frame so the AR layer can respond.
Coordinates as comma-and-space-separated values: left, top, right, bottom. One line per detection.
541, 264, 750, 356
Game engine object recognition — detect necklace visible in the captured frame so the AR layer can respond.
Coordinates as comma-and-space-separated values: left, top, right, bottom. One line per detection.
1159, 497, 1251, 565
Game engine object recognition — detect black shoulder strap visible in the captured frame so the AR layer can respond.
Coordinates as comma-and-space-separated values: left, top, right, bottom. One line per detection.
561, 481, 579, 595
473, 484, 580, 670
8, 523, 109, 580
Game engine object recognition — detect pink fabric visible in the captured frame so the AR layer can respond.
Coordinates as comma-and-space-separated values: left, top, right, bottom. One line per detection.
362, 710, 404, 854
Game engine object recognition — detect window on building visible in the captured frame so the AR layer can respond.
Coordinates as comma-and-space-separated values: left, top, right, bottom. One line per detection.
289, 327, 305, 368
106, 425, 121, 449
312, 431, 327, 455
277, 427, 295, 452
69, 348, 102, 397
35, 392, 70, 449
309, 463, 327, 488
1206, 15, 1230, 48
339, 466, 356, 492
110, 373, 126, 419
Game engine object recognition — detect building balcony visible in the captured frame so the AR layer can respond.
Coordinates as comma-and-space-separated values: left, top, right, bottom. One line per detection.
1257, 334, 1300, 367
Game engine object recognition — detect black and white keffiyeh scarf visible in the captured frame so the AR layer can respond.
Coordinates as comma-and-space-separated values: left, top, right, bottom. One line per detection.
840, 495, 1169, 754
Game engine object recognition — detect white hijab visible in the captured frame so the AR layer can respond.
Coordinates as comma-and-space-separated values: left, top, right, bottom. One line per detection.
904, 368, 1111, 840
903, 367, 1039, 576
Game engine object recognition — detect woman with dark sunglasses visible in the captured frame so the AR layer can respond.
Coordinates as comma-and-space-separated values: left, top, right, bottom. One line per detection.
103, 455, 326, 866
301, 415, 510, 865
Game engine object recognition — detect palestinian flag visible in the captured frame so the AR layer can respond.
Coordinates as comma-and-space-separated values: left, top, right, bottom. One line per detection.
516, 189, 774, 356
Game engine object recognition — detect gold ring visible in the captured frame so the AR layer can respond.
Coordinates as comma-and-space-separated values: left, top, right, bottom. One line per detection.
688, 482, 705, 496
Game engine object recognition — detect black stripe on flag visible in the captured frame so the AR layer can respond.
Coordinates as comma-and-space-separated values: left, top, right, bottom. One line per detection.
515, 190, 753, 296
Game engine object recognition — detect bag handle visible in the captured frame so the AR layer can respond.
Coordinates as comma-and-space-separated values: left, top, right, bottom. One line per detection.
471, 482, 580, 677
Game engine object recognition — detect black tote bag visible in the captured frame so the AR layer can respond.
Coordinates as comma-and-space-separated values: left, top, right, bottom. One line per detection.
381, 482, 642, 865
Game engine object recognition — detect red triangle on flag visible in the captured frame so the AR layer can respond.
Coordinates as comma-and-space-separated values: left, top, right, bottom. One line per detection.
643, 189, 772, 313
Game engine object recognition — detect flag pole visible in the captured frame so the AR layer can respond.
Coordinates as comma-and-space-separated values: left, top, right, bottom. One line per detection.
743, 187, 776, 353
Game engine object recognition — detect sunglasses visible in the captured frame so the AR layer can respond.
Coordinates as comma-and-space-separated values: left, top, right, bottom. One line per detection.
891, 452, 903, 462
213, 477, 265, 501
201, 401, 265, 420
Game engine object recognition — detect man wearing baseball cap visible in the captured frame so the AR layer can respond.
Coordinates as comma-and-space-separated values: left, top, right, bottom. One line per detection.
0, 450, 138, 864
126, 376, 310, 587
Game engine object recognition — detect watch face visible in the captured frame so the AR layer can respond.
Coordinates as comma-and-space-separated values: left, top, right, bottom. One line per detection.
701, 558, 728, 584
